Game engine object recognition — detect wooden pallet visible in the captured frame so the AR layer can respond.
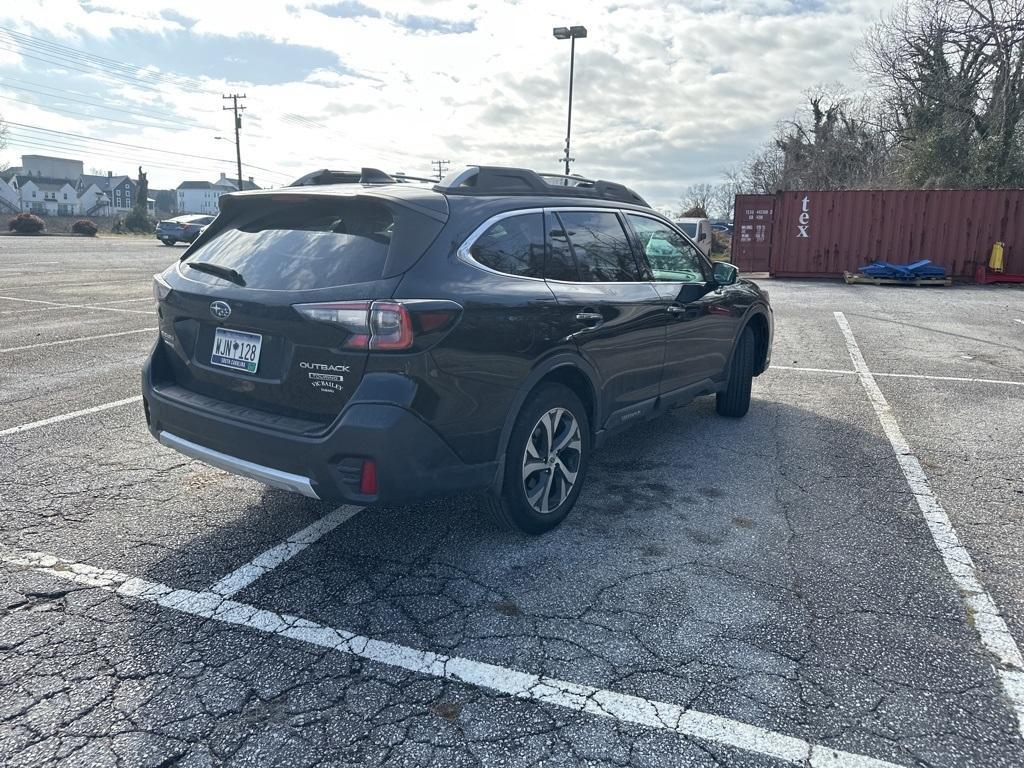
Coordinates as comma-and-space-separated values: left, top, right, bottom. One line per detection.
843, 271, 952, 287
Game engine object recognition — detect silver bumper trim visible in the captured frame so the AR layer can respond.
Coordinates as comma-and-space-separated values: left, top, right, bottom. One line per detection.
158, 431, 320, 499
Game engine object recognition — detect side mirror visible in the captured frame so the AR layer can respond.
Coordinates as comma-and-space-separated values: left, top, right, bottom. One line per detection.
712, 261, 739, 286
698, 231, 707, 241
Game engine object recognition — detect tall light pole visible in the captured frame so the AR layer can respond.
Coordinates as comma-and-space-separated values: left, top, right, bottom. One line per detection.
553, 25, 587, 176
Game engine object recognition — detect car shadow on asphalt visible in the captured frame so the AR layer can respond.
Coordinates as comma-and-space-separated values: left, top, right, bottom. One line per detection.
130, 395, 1024, 767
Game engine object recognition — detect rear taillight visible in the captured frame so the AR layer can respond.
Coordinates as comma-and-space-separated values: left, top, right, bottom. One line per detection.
368, 302, 413, 350
293, 300, 459, 351
293, 302, 372, 348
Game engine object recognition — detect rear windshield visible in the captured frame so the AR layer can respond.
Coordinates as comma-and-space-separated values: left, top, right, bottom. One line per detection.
183, 199, 394, 290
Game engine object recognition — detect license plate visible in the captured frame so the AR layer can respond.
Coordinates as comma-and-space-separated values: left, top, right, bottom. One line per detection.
211, 328, 262, 373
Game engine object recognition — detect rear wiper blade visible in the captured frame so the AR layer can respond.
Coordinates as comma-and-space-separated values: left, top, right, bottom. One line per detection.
186, 261, 246, 286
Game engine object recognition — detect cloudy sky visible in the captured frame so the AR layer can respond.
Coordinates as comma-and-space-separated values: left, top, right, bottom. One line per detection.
0, 0, 891, 208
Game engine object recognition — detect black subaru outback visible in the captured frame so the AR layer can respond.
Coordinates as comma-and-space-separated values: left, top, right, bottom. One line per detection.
143, 166, 772, 533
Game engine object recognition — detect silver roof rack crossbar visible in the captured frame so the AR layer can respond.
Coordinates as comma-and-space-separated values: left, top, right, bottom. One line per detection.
288, 167, 435, 187
434, 165, 649, 207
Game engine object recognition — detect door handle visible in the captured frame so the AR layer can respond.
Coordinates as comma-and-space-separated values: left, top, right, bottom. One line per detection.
575, 311, 603, 325
666, 305, 687, 316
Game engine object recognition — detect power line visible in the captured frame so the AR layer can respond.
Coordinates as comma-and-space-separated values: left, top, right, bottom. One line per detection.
5, 122, 292, 180
0, 76, 211, 130
0, 27, 214, 93
6, 134, 241, 178
0, 93, 190, 132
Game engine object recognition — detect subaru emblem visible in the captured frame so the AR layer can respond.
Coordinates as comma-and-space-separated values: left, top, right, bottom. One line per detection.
210, 300, 231, 320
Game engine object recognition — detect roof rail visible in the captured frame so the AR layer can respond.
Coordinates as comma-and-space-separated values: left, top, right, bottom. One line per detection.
434, 165, 650, 207
288, 167, 435, 187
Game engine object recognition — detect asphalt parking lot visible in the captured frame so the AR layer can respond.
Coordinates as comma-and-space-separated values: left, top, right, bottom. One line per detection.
1, 236, 1023, 767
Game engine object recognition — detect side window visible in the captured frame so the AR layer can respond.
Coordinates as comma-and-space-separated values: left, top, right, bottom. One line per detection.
555, 210, 641, 282
627, 214, 707, 283
469, 213, 545, 278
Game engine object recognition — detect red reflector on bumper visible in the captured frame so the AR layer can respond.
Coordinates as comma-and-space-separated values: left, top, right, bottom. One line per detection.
359, 459, 378, 495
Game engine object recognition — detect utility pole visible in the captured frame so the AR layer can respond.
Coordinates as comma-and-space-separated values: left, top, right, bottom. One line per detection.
431, 159, 450, 181
222, 94, 246, 191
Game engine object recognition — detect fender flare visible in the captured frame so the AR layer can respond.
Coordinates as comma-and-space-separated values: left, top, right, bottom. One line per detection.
490, 352, 601, 493
724, 303, 772, 376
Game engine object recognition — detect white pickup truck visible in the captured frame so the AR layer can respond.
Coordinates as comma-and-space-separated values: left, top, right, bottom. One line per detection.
674, 217, 714, 257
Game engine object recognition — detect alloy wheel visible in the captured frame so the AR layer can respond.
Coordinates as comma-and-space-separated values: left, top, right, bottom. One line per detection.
521, 407, 582, 514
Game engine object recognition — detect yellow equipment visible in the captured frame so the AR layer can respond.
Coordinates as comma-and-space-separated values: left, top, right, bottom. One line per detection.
990, 241, 1005, 272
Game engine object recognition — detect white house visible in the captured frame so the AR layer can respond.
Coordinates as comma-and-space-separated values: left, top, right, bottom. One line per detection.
11, 177, 79, 216
176, 181, 228, 215
78, 183, 111, 216
0, 177, 19, 215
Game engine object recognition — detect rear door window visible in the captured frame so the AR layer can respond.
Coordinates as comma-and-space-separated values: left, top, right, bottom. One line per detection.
554, 210, 641, 282
183, 199, 395, 290
469, 213, 545, 278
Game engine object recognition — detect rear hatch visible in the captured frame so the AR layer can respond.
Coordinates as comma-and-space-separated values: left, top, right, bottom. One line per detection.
154, 189, 448, 427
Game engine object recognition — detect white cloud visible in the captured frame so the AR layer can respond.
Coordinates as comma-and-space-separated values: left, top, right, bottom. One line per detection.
0, 0, 893, 207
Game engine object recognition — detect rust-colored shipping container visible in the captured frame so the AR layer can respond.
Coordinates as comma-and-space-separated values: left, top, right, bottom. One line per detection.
731, 189, 1024, 278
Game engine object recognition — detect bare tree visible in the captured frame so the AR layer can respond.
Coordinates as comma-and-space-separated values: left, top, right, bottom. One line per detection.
678, 183, 716, 217
729, 86, 891, 193
861, 0, 1024, 186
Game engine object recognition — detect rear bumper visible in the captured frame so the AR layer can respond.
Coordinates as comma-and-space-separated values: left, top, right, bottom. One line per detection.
142, 352, 497, 505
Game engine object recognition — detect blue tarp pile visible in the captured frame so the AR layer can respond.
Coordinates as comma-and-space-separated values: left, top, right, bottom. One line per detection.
857, 260, 947, 280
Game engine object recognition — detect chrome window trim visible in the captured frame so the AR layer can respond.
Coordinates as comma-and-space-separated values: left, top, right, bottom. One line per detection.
456, 208, 548, 283
458, 206, 655, 286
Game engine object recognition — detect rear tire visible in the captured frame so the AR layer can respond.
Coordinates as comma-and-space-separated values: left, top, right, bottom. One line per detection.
160, 238, 176, 246
486, 384, 591, 535
716, 327, 755, 418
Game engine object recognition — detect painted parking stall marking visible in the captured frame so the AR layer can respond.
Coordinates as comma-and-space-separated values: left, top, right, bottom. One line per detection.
208, 506, 361, 597
0, 327, 155, 353
2, 549, 905, 768
0, 295, 154, 315
0, 396, 142, 438
834, 311, 1024, 734
771, 365, 1024, 387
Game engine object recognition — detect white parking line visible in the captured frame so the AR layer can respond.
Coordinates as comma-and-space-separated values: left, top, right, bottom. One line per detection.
835, 311, 1024, 735
1015, 319, 1024, 326
771, 365, 1024, 387
209, 506, 361, 597
0, 328, 155, 353
0, 396, 142, 438
2, 549, 903, 768
0, 295, 154, 315
89, 297, 154, 305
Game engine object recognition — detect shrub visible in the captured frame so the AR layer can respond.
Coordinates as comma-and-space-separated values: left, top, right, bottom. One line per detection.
123, 207, 153, 233
8, 213, 45, 234
72, 219, 99, 236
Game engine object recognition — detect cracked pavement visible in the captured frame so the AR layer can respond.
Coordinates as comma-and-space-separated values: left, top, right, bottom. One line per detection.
1, 238, 1023, 766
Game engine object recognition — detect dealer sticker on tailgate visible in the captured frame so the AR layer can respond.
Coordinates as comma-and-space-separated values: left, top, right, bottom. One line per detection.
211, 328, 262, 373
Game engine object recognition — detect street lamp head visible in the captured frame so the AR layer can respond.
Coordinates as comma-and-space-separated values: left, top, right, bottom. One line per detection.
553, 25, 587, 39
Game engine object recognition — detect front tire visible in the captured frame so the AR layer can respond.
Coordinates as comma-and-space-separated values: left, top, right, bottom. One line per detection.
159, 238, 176, 246
716, 327, 755, 418
487, 384, 591, 534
